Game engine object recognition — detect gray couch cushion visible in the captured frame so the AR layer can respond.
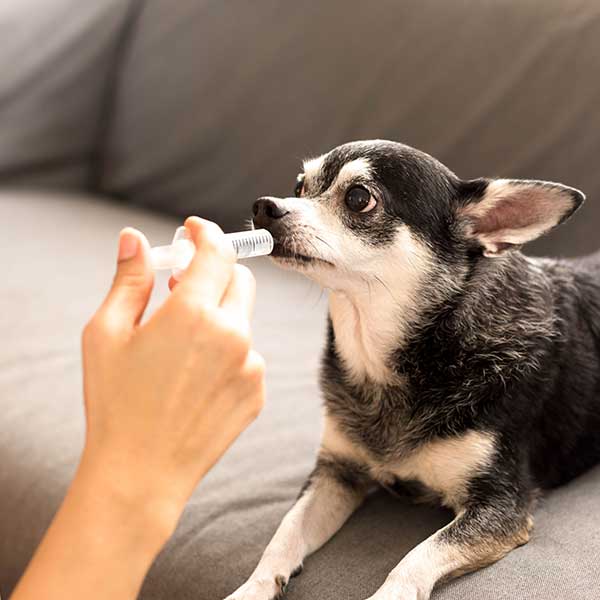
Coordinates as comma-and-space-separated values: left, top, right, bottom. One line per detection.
1, 191, 599, 599
98, 0, 600, 258
0, 0, 140, 188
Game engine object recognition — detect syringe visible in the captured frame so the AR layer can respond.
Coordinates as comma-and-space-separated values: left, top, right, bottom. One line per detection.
150, 226, 274, 279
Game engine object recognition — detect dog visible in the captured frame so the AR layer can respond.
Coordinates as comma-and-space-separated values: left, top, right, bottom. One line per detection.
226, 140, 600, 600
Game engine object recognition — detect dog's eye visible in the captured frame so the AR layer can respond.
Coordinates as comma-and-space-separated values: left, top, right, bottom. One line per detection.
294, 175, 304, 198
345, 186, 376, 213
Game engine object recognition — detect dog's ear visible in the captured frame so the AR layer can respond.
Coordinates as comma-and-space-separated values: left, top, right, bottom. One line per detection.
457, 178, 585, 257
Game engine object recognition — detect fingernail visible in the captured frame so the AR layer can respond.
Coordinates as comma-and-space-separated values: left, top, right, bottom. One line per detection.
118, 230, 139, 262
173, 225, 191, 242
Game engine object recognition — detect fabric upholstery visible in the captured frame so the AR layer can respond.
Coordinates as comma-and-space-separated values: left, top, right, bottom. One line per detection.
1, 192, 599, 599
99, 0, 600, 258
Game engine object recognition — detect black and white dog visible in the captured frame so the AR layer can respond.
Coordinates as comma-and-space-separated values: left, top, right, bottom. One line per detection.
227, 140, 600, 600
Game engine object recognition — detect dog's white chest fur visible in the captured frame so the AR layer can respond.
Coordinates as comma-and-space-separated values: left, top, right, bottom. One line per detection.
328, 291, 399, 383
323, 224, 439, 385
321, 417, 497, 508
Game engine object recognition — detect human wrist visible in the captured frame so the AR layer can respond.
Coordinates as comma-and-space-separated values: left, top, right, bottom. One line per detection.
75, 446, 185, 551
10, 447, 184, 600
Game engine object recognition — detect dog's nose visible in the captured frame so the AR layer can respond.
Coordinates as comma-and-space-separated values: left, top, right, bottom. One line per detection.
252, 198, 289, 224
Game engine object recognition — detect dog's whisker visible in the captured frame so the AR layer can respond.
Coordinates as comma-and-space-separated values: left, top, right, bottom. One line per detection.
373, 274, 398, 304
314, 234, 336, 254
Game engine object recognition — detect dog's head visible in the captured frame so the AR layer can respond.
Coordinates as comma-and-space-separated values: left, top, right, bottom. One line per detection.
252, 140, 584, 296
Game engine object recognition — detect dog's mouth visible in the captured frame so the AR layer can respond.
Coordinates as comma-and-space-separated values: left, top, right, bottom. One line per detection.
270, 241, 334, 268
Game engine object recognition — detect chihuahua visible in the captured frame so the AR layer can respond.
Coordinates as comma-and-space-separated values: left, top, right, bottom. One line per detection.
226, 140, 599, 600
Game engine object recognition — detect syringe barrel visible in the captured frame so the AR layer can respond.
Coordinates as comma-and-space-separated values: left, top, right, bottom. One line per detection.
150, 228, 274, 275
226, 229, 274, 259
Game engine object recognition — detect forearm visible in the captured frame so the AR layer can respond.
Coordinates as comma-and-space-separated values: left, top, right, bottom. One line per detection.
11, 453, 180, 600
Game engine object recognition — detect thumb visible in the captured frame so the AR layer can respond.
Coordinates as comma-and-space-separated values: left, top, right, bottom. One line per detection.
99, 228, 154, 333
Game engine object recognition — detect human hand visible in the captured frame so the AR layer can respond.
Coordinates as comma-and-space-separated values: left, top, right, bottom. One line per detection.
80, 217, 265, 537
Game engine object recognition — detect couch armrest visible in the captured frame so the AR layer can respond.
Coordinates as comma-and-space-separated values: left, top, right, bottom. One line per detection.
0, 0, 140, 190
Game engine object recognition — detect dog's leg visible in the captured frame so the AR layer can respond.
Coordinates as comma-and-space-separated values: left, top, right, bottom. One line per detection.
225, 454, 370, 600
365, 499, 534, 600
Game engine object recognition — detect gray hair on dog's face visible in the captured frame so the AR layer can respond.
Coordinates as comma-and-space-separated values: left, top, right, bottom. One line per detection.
259, 147, 435, 301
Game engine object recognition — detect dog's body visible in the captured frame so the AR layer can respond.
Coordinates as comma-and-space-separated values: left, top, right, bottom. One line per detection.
226, 140, 600, 600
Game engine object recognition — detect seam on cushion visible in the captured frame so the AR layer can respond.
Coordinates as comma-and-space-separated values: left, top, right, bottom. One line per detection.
0, 155, 89, 182
88, 0, 148, 194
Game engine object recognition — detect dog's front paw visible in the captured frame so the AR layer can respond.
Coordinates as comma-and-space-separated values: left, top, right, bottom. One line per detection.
224, 576, 286, 600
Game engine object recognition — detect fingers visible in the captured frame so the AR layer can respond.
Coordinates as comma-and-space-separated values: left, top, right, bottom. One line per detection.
220, 264, 256, 322
97, 228, 154, 333
171, 217, 236, 310
172, 261, 256, 322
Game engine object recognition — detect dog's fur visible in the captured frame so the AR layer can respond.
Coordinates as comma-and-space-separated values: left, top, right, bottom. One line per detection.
225, 140, 600, 600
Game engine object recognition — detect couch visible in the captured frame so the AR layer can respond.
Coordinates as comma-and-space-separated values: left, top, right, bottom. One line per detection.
1, 1, 599, 598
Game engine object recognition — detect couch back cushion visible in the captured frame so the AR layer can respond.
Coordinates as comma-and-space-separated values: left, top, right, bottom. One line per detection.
0, 0, 139, 188
102, 0, 600, 255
